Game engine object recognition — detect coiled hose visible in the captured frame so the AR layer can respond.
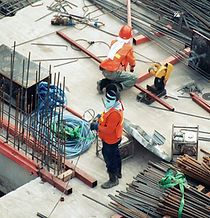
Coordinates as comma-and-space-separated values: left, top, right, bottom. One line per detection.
51, 114, 95, 158
29, 82, 94, 159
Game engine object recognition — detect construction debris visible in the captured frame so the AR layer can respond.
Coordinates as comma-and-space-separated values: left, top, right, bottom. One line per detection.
123, 118, 171, 162
177, 81, 203, 95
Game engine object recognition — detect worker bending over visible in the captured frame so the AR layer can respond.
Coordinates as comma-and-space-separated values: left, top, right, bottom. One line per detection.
97, 25, 138, 94
148, 62, 174, 94
90, 84, 123, 189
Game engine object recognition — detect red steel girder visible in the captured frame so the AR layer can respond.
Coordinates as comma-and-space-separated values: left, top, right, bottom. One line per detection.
1, 117, 56, 157
39, 168, 72, 195
137, 47, 190, 83
0, 139, 72, 195
0, 116, 97, 191
0, 139, 40, 176
127, 0, 132, 27
133, 25, 172, 45
134, 84, 175, 111
64, 105, 83, 119
133, 32, 164, 45
56, 31, 102, 64
65, 161, 97, 188
190, 92, 210, 113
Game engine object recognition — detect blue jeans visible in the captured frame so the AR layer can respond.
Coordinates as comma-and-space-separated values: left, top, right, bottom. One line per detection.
102, 139, 122, 174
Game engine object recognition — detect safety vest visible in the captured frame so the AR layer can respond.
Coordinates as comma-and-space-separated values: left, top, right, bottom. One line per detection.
98, 108, 124, 144
100, 40, 135, 72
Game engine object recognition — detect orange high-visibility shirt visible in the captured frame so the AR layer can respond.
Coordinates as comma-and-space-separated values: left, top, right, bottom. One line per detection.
98, 108, 123, 144
100, 39, 136, 72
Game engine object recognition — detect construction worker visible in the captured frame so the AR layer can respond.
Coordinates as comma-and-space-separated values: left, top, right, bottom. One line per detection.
97, 25, 138, 94
90, 84, 123, 189
148, 62, 174, 94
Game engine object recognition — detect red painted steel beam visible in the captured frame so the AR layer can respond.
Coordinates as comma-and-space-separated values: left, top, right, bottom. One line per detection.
64, 105, 83, 119
1, 116, 97, 189
39, 168, 72, 195
191, 97, 210, 113
133, 32, 164, 45
190, 92, 210, 113
190, 92, 210, 108
65, 161, 97, 188
56, 31, 102, 64
133, 25, 172, 45
0, 138, 73, 195
0, 139, 40, 176
134, 84, 175, 111
136, 47, 190, 83
1, 117, 55, 157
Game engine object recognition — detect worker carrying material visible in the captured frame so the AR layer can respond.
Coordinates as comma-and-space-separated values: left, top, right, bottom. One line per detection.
147, 62, 174, 94
90, 84, 123, 189
97, 25, 138, 94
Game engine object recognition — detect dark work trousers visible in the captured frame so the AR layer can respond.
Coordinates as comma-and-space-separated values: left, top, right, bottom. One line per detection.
102, 139, 122, 174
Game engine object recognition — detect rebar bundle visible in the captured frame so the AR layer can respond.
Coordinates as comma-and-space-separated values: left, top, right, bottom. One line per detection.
0, 43, 66, 176
176, 154, 210, 186
88, 0, 190, 58
132, 0, 210, 38
0, 0, 39, 19
109, 160, 210, 217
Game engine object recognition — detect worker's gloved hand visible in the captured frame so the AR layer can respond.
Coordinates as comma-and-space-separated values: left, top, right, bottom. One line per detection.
90, 122, 99, 131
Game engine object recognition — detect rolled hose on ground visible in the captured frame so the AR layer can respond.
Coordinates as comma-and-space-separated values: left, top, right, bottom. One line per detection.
51, 114, 95, 159
28, 82, 95, 159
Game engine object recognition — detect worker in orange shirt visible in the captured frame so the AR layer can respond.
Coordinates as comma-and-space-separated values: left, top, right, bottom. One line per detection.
97, 25, 138, 94
90, 84, 124, 189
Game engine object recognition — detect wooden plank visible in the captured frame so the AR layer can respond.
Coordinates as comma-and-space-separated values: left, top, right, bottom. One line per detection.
39, 168, 72, 195
58, 169, 75, 182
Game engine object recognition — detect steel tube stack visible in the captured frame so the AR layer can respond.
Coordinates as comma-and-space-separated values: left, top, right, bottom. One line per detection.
109, 160, 210, 217
88, 0, 209, 79
176, 154, 210, 186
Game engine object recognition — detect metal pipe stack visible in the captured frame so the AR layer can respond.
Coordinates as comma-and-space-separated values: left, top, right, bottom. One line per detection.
176, 154, 210, 186
88, 0, 209, 79
108, 160, 210, 217
88, 0, 190, 53
132, 0, 210, 38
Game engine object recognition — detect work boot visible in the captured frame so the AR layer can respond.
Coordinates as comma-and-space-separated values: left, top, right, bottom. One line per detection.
101, 172, 119, 189
117, 163, 122, 179
97, 80, 103, 94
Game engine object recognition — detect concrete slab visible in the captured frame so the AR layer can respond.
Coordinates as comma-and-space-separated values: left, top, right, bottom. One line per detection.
0, 0, 209, 217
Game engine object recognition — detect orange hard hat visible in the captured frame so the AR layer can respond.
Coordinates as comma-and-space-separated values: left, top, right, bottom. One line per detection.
119, 25, 133, 39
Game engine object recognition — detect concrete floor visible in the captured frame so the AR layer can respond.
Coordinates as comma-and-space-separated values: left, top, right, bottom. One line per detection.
0, 0, 209, 217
